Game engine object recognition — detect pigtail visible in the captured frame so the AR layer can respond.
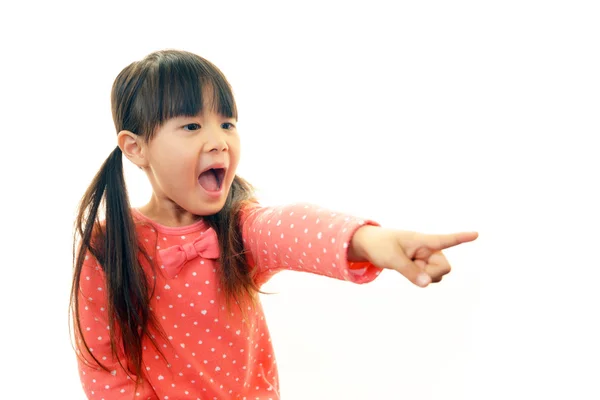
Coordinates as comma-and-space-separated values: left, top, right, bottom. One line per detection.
70, 146, 164, 386
205, 175, 261, 314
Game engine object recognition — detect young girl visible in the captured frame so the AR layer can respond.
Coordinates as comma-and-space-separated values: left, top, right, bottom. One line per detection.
71, 49, 478, 400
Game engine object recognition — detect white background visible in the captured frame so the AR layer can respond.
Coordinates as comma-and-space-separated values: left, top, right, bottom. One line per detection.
1, 1, 598, 399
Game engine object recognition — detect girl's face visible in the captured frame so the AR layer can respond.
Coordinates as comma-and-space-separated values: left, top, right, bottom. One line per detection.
128, 109, 241, 223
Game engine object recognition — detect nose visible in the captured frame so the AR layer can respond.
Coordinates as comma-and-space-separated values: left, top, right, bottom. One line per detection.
204, 126, 228, 153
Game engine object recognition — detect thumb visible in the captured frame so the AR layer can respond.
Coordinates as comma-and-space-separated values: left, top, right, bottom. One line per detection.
391, 249, 431, 288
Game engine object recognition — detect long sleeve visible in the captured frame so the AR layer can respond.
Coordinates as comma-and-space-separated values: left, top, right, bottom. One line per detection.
75, 252, 158, 400
241, 202, 383, 286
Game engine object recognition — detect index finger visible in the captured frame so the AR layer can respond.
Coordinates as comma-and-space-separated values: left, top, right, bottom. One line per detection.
429, 231, 479, 250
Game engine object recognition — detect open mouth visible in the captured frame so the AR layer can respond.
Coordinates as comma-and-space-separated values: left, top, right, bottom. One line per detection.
198, 168, 226, 192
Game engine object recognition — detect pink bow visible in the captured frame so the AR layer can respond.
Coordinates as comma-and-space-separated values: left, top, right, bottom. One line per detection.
158, 228, 220, 278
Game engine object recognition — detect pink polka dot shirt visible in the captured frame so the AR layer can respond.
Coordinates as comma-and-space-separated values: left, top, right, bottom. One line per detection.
76, 203, 382, 399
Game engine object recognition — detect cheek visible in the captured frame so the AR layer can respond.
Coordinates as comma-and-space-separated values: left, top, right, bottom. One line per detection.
229, 137, 241, 166
150, 144, 195, 178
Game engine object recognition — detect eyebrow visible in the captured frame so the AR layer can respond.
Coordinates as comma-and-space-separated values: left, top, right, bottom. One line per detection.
186, 111, 238, 118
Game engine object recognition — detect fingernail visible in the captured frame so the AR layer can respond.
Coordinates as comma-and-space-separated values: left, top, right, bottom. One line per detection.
417, 274, 431, 287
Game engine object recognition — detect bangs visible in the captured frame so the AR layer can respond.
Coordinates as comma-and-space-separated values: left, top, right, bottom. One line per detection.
130, 51, 238, 138
157, 62, 238, 121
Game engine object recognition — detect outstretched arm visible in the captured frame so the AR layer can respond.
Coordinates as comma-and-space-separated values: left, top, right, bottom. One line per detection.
241, 202, 383, 286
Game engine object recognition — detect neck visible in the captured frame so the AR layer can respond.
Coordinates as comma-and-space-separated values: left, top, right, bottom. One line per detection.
138, 196, 201, 227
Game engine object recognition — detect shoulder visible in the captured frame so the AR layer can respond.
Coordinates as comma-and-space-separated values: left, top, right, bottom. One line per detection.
80, 210, 155, 263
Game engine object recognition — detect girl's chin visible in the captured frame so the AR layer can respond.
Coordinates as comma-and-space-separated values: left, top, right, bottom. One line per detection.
185, 186, 229, 215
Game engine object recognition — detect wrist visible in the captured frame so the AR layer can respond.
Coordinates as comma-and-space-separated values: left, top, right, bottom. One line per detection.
348, 225, 377, 262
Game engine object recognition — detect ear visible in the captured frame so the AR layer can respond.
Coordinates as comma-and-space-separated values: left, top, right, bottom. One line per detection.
117, 130, 149, 168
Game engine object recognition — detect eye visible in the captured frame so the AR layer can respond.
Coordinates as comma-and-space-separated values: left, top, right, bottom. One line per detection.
222, 122, 236, 130
183, 123, 201, 131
